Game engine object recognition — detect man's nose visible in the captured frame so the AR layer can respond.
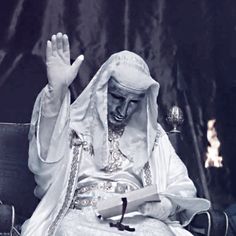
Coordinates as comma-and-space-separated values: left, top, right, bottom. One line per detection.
117, 100, 129, 118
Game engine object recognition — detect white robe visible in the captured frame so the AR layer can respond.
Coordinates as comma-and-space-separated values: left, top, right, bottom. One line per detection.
22, 51, 210, 236
21, 87, 210, 236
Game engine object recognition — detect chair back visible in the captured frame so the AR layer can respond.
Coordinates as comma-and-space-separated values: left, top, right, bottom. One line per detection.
0, 123, 38, 222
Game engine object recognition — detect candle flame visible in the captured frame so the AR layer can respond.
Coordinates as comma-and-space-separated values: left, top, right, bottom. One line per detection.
205, 119, 223, 168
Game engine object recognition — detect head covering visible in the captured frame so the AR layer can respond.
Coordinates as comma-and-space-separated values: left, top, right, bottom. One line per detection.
70, 50, 160, 172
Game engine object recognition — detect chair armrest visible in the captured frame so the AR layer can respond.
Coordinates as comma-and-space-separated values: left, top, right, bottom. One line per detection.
187, 209, 228, 236
0, 202, 21, 235
0, 203, 14, 234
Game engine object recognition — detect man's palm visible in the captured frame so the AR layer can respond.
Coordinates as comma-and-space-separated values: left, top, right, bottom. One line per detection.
46, 32, 84, 89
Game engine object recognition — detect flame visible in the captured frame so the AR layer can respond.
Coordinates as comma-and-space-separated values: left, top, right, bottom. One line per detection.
205, 119, 223, 168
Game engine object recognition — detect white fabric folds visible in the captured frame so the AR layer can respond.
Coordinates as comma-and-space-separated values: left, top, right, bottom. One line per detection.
21, 51, 210, 236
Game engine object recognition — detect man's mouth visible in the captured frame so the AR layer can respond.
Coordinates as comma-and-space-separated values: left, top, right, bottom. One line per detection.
113, 114, 125, 122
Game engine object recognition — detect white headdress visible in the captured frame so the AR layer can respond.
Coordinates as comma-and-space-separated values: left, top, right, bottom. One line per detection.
70, 51, 160, 171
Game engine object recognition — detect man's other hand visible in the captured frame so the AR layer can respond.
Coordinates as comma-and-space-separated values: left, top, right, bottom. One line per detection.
139, 196, 174, 221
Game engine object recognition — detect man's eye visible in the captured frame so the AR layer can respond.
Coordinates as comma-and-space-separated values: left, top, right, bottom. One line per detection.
131, 100, 139, 104
110, 93, 123, 99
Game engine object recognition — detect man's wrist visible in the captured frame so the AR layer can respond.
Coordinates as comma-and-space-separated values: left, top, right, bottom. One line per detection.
47, 82, 68, 94
41, 85, 68, 117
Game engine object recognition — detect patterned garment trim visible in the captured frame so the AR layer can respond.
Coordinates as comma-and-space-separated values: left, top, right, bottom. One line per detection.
153, 126, 165, 147
143, 162, 152, 186
143, 126, 165, 186
47, 130, 84, 236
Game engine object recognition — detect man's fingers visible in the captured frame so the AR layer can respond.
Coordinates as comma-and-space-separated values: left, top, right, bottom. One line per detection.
139, 204, 146, 214
46, 40, 52, 62
138, 203, 152, 215
63, 34, 70, 53
51, 35, 57, 55
62, 34, 70, 64
56, 32, 63, 53
71, 55, 84, 74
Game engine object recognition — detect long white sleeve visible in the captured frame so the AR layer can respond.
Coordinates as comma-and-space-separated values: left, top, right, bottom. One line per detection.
148, 126, 211, 226
28, 85, 71, 198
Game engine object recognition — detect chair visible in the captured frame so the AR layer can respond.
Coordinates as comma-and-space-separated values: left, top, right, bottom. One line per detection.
0, 123, 38, 235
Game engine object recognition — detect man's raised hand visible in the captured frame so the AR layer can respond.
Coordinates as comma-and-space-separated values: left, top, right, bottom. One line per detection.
46, 32, 84, 90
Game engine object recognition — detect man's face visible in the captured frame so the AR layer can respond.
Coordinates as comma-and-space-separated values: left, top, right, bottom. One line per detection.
108, 77, 146, 129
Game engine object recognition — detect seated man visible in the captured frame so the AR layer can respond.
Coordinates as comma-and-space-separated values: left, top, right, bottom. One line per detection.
21, 32, 210, 236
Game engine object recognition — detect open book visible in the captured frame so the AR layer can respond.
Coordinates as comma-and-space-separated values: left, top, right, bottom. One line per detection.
96, 185, 160, 218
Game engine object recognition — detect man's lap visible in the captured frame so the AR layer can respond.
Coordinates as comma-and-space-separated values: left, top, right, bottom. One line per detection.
55, 208, 175, 236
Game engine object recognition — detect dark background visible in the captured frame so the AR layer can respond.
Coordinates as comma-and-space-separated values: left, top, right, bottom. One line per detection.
0, 0, 236, 209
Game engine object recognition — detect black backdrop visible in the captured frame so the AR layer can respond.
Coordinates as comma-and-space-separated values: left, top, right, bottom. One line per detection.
0, 0, 236, 208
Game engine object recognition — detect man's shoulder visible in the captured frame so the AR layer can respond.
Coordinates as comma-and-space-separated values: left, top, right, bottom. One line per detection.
153, 123, 168, 147
155, 123, 167, 140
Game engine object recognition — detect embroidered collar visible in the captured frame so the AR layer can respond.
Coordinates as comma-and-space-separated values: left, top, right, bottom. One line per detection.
108, 127, 125, 141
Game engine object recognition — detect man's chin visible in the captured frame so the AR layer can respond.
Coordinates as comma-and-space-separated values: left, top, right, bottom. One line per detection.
108, 119, 126, 130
